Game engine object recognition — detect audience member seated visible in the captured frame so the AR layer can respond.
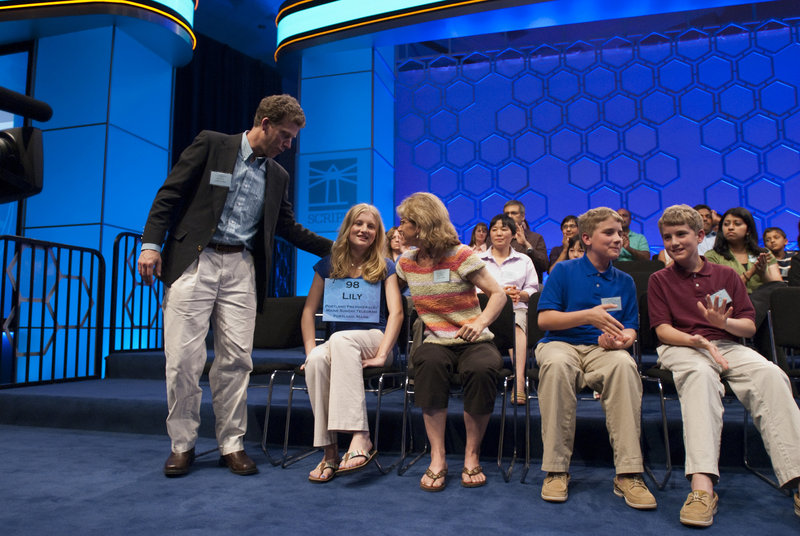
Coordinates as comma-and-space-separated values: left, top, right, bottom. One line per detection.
548, 215, 579, 272
704, 207, 784, 328
302, 204, 403, 483
695, 204, 719, 256
763, 226, 796, 282
395, 192, 506, 491
479, 214, 539, 405
468, 222, 489, 253
790, 222, 800, 287
503, 200, 549, 280
656, 248, 674, 267
648, 204, 800, 528
567, 235, 584, 260
386, 226, 408, 262
617, 208, 651, 261
535, 207, 656, 510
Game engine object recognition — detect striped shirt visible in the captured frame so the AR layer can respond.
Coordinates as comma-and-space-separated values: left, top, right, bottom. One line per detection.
395, 244, 493, 345
211, 133, 266, 249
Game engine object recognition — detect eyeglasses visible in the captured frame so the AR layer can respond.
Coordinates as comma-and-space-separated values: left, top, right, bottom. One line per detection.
399, 218, 415, 226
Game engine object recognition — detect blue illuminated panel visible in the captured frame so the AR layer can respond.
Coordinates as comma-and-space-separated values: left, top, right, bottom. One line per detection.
277, 0, 774, 56
34, 27, 113, 130
25, 126, 106, 228
105, 126, 169, 231
110, 28, 172, 149
0, 0, 194, 25
279, 0, 435, 43
395, 18, 800, 251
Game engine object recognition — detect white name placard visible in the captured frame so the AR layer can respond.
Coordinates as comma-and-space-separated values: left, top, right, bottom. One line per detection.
322, 278, 380, 323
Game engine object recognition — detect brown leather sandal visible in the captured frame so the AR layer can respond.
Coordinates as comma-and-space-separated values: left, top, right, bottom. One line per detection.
420, 467, 448, 492
462, 465, 486, 488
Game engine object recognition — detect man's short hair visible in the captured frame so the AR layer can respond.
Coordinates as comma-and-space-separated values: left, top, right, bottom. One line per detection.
253, 94, 306, 128
763, 226, 787, 240
693, 203, 711, 213
658, 204, 703, 233
503, 200, 525, 215
577, 207, 622, 238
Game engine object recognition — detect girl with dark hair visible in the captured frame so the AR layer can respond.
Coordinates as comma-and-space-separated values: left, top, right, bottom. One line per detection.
705, 207, 781, 292
705, 207, 784, 328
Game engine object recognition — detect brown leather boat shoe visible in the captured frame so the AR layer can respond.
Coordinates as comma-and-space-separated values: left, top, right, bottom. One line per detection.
164, 448, 195, 477
219, 450, 258, 475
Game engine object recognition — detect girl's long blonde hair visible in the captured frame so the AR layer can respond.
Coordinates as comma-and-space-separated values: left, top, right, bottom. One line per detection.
330, 203, 387, 283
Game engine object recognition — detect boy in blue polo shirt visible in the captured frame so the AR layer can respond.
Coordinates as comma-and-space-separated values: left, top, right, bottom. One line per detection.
536, 207, 655, 510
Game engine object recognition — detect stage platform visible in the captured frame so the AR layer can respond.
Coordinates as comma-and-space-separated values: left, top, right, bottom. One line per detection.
0, 349, 783, 475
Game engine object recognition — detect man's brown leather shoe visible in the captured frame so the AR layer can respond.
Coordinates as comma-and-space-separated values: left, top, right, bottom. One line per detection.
219, 450, 258, 475
164, 448, 195, 477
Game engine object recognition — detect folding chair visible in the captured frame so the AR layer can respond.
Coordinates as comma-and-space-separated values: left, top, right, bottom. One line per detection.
638, 291, 785, 492
264, 298, 410, 472
635, 292, 672, 490
193, 296, 306, 463
519, 292, 545, 483
252, 296, 316, 466
767, 286, 800, 397
518, 293, 611, 483
613, 259, 665, 276
398, 294, 515, 480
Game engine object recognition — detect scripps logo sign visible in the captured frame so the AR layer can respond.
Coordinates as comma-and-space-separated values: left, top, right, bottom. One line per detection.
306, 157, 358, 225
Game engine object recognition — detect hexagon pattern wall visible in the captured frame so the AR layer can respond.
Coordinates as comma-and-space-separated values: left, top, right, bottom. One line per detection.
395, 19, 800, 251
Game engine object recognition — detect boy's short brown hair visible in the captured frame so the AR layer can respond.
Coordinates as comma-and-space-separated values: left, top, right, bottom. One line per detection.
657, 204, 703, 233
578, 207, 623, 238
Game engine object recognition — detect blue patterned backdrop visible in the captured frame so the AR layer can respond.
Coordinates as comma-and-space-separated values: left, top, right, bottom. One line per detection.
395, 18, 800, 252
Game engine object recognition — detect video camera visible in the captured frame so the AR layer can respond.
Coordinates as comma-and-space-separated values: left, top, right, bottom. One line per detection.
0, 86, 52, 204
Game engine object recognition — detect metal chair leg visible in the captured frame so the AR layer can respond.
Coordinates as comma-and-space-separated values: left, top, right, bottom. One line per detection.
398, 378, 427, 475
280, 372, 318, 468
643, 377, 672, 490
497, 374, 517, 482
373, 372, 404, 475
742, 409, 788, 493
260, 369, 286, 466
520, 376, 532, 483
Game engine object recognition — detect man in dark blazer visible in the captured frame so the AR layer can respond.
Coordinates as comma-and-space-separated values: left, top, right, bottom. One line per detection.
138, 94, 331, 477
503, 199, 549, 280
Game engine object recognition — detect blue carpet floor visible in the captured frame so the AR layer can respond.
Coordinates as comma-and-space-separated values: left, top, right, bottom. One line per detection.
1, 424, 796, 535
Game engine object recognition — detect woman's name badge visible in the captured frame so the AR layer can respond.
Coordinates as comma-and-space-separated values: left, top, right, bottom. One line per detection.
323, 278, 380, 323
433, 269, 450, 283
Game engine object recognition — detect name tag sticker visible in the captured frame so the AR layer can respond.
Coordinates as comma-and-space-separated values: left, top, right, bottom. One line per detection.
210, 171, 232, 188
601, 296, 622, 311
710, 289, 731, 305
322, 278, 380, 323
433, 269, 450, 283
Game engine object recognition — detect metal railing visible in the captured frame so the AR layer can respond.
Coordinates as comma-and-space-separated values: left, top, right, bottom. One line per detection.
109, 232, 164, 352
0, 235, 105, 388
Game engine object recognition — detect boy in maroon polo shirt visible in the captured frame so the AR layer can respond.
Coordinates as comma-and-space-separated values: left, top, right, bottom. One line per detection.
648, 204, 800, 527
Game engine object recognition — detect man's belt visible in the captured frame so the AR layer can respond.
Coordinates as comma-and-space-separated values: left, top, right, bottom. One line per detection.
207, 242, 245, 254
